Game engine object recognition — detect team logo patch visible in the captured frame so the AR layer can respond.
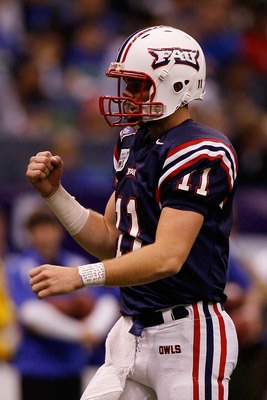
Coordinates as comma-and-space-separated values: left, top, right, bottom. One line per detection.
117, 149, 130, 171
126, 167, 136, 177
148, 48, 200, 71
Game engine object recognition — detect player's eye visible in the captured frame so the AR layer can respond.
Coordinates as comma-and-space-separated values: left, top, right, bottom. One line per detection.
123, 79, 143, 94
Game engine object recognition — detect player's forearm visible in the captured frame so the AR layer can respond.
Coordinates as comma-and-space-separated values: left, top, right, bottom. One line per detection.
102, 241, 185, 287
42, 185, 118, 260
73, 209, 118, 260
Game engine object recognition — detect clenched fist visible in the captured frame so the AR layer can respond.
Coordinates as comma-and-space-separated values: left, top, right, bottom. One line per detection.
26, 151, 64, 197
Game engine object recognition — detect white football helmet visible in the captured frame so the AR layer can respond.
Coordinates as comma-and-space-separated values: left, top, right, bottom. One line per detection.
99, 25, 206, 127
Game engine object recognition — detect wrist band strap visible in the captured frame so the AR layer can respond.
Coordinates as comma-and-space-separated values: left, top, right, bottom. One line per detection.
42, 185, 89, 236
78, 263, 106, 286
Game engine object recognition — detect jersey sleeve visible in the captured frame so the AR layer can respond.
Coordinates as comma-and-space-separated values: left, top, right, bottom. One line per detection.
156, 138, 238, 216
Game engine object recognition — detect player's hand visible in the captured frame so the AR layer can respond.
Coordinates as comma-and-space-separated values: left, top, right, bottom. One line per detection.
29, 264, 83, 299
26, 151, 64, 197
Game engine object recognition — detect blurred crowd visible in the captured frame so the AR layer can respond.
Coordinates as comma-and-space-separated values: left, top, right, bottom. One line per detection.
0, 0, 267, 399
0, 0, 265, 145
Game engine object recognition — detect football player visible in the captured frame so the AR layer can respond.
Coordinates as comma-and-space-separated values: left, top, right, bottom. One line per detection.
26, 26, 239, 400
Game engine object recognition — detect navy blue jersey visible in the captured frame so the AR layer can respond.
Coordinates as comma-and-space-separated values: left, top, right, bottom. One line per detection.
113, 119, 238, 315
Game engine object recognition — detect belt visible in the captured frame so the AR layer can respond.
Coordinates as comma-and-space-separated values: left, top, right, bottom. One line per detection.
129, 306, 189, 336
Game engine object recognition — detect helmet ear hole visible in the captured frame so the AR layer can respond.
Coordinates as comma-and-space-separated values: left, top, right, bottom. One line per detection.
173, 81, 183, 93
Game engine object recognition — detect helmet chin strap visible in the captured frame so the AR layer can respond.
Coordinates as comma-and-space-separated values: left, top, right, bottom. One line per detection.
141, 63, 175, 123
180, 92, 192, 106
148, 58, 181, 120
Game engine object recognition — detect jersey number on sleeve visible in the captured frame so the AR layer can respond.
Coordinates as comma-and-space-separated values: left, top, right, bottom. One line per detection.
177, 167, 211, 196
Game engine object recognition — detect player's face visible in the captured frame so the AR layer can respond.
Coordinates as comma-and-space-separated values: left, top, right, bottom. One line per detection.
122, 77, 152, 123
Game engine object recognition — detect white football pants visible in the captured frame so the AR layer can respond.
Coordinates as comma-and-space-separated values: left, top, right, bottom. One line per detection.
81, 302, 238, 400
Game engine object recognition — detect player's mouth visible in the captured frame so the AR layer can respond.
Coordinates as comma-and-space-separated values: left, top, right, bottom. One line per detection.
123, 100, 141, 122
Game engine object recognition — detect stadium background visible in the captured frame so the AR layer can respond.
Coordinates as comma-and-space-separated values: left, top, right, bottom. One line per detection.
0, 1, 266, 399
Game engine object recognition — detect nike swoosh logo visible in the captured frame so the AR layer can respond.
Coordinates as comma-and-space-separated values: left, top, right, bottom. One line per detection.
156, 139, 164, 145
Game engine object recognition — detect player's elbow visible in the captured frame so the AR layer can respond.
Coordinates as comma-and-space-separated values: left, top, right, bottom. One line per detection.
156, 252, 185, 278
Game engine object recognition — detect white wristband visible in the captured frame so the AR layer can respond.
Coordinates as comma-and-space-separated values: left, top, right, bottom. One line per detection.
78, 263, 106, 286
42, 185, 89, 235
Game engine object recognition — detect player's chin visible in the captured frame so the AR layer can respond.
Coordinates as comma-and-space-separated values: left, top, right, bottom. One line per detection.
126, 115, 141, 124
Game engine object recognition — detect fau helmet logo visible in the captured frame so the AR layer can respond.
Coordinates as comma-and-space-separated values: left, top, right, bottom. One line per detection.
148, 48, 200, 71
